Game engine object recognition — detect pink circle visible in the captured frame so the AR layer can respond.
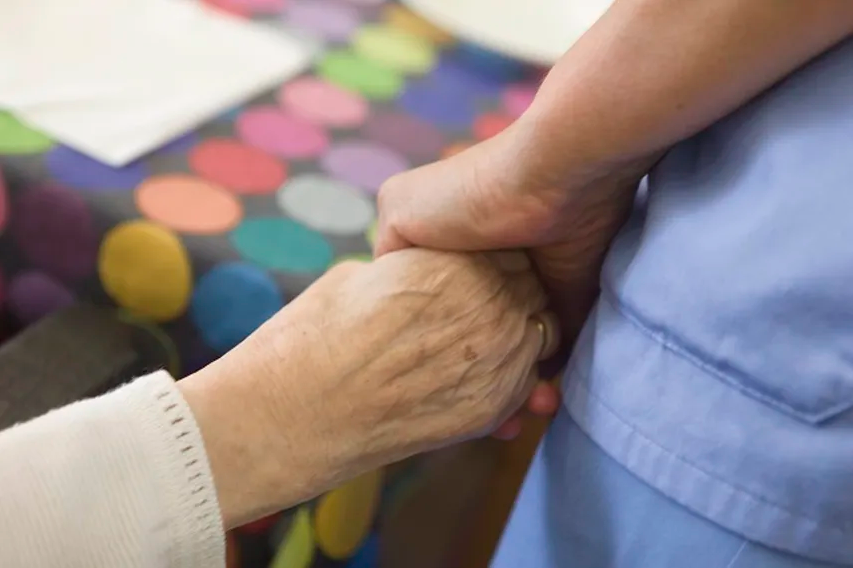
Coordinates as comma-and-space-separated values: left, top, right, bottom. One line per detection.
237, 106, 329, 159
204, 0, 285, 16
285, 0, 360, 42
201, 0, 249, 17
503, 84, 537, 118
322, 141, 409, 193
278, 77, 368, 127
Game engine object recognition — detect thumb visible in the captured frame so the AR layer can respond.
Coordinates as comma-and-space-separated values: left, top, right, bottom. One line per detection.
373, 215, 411, 257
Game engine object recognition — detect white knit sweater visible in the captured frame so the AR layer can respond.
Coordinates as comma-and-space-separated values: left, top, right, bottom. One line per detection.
0, 371, 225, 568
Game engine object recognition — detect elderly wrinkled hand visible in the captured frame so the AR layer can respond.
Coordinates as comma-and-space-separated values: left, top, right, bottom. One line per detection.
184, 248, 557, 526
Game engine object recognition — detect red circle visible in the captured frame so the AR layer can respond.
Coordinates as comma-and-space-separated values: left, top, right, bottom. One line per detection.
226, 532, 241, 568
189, 138, 287, 194
238, 513, 281, 535
473, 113, 514, 141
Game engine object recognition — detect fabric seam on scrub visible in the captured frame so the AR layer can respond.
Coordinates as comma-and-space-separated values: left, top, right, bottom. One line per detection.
597, 286, 850, 422
565, 377, 853, 563
592, 291, 841, 530
565, 369, 853, 562
566, 373, 831, 532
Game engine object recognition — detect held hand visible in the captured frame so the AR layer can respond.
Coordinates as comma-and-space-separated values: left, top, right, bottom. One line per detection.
186, 249, 557, 525
266, 250, 553, 462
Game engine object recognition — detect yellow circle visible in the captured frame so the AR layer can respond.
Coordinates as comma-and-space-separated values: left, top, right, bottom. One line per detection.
98, 221, 192, 322
353, 25, 436, 75
271, 508, 315, 568
383, 4, 454, 45
315, 469, 384, 559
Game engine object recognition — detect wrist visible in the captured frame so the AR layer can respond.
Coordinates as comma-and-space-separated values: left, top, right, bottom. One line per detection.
178, 339, 333, 528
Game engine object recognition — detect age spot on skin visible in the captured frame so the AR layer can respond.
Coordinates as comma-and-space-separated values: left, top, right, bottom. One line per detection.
464, 345, 478, 362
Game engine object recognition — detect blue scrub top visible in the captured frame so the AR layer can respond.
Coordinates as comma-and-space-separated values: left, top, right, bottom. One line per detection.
565, 37, 853, 564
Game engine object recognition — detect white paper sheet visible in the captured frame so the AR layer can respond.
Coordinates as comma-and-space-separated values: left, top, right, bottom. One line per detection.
0, 0, 310, 165
403, 0, 612, 64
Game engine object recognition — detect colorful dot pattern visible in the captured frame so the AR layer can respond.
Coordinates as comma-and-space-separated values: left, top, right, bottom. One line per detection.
0, 1, 544, 565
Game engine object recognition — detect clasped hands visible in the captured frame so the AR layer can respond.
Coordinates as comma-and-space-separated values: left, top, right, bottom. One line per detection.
183, 108, 656, 527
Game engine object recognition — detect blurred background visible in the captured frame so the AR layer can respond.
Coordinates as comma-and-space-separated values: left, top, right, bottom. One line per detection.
0, 0, 608, 566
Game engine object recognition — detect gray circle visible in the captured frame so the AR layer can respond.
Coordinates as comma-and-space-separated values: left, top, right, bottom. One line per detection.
277, 174, 375, 235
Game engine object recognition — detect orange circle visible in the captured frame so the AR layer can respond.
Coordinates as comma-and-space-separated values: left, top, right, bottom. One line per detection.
136, 175, 243, 234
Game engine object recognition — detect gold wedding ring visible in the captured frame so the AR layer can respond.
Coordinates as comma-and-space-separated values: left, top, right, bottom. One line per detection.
532, 312, 560, 361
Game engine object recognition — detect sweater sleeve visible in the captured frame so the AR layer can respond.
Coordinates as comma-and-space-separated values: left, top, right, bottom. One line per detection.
0, 371, 225, 568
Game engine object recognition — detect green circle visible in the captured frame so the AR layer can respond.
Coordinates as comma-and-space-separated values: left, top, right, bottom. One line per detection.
353, 25, 436, 75
231, 217, 333, 273
0, 111, 53, 154
317, 50, 404, 100
365, 220, 378, 247
116, 310, 182, 378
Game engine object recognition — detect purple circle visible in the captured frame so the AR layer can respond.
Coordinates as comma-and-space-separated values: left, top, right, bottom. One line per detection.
285, 0, 360, 42
430, 55, 505, 98
362, 111, 445, 161
157, 132, 199, 154
399, 79, 478, 130
8, 271, 75, 325
322, 141, 408, 193
45, 146, 147, 191
11, 184, 98, 282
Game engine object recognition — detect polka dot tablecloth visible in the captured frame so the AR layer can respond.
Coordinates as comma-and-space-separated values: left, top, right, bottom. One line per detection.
0, 2, 544, 566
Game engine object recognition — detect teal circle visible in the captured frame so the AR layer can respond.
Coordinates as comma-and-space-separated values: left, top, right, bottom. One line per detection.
231, 217, 333, 273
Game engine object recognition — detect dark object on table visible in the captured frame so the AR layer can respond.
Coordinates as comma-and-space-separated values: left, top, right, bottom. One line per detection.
0, 306, 171, 431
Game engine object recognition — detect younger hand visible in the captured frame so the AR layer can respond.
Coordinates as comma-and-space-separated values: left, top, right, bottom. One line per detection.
375, 120, 658, 437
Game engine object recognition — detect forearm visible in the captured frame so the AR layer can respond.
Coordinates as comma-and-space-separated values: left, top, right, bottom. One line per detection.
525, 0, 853, 178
